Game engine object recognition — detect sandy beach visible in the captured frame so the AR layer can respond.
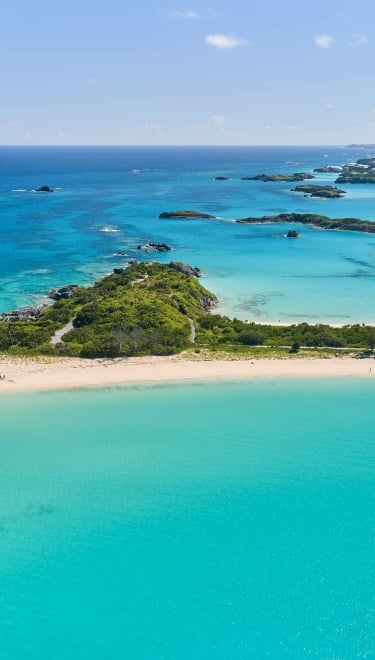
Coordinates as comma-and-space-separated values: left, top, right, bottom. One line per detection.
0, 354, 374, 392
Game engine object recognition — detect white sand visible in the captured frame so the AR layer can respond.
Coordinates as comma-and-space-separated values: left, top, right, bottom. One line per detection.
0, 354, 373, 392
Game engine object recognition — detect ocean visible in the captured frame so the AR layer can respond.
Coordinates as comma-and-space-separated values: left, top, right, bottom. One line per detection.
0, 379, 373, 658
1, 145, 375, 322
0, 147, 374, 658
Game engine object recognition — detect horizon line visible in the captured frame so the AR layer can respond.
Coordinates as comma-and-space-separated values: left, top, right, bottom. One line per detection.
0, 143, 357, 148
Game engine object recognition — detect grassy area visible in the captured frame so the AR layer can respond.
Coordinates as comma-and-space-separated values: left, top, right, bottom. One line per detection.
0, 262, 374, 359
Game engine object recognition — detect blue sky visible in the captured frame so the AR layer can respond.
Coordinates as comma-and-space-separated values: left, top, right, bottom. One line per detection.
1, 0, 375, 145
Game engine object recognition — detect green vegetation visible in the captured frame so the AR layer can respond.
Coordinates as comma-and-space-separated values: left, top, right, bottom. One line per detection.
0, 263, 216, 358
335, 157, 375, 183
236, 212, 375, 234
241, 172, 314, 182
291, 184, 346, 198
194, 315, 375, 353
1, 262, 374, 359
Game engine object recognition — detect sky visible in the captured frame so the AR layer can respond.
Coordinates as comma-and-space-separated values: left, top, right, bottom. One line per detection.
1, 0, 375, 145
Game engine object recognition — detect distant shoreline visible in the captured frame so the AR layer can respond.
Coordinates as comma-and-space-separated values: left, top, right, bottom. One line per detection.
0, 355, 374, 393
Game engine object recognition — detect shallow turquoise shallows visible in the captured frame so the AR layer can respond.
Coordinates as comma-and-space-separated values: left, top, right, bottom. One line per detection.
0, 378, 373, 658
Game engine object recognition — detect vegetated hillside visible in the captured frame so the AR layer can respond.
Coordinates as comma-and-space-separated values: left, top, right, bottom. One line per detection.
0, 262, 217, 358
0, 261, 374, 358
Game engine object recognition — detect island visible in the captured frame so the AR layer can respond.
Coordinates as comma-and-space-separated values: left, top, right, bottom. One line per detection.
241, 172, 314, 182
236, 212, 375, 234
313, 166, 343, 173
313, 156, 375, 184
159, 210, 215, 219
335, 157, 375, 183
214, 176, 230, 180
291, 184, 346, 198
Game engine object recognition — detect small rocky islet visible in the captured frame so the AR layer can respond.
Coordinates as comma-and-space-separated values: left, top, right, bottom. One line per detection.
159, 210, 215, 219
291, 184, 346, 198
36, 185, 54, 192
136, 242, 172, 252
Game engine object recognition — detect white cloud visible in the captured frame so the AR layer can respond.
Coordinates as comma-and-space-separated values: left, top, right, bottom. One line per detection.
205, 34, 248, 49
325, 103, 335, 110
209, 114, 227, 132
314, 34, 335, 49
171, 10, 200, 19
288, 125, 301, 132
349, 33, 368, 47
58, 129, 68, 140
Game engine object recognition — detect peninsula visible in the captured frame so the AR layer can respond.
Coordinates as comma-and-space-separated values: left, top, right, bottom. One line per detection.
1, 261, 375, 360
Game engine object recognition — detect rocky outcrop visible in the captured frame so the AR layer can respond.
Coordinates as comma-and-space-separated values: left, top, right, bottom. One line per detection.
136, 242, 172, 252
48, 285, 78, 301
241, 172, 314, 182
0, 304, 47, 322
36, 185, 54, 192
286, 230, 299, 238
214, 176, 230, 180
168, 262, 202, 278
201, 293, 218, 313
159, 210, 215, 219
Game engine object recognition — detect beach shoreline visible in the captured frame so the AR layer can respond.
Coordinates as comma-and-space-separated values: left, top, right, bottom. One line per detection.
0, 354, 374, 393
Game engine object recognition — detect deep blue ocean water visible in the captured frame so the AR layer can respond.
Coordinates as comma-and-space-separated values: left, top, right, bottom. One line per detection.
1, 145, 375, 322
0, 378, 373, 658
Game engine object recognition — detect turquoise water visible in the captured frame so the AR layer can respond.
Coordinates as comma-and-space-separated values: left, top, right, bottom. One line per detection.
2, 145, 375, 322
0, 379, 373, 658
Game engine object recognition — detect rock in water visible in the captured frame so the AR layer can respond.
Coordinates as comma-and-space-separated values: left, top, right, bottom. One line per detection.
36, 185, 54, 192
